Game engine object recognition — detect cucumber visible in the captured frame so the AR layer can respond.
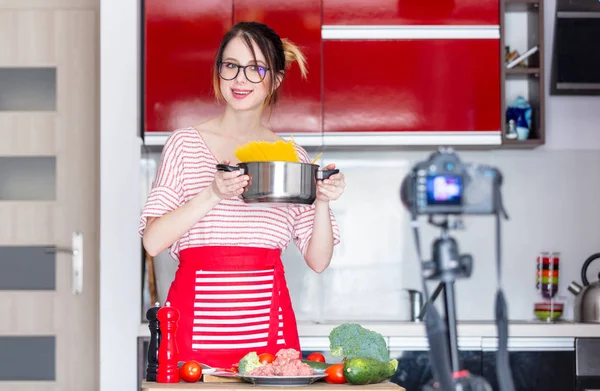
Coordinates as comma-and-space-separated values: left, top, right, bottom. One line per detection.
343, 357, 399, 385
301, 359, 333, 373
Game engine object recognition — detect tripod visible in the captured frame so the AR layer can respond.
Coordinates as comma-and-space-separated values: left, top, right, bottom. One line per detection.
420, 216, 492, 391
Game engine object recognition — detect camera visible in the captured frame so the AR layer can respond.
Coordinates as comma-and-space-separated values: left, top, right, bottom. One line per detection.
400, 148, 513, 391
400, 148, 503, 216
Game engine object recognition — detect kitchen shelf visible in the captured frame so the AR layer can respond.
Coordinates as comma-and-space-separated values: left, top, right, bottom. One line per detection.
506, 67, 540, 75
505, 0, 539, 13
506, 0, 539, 4
504, 0, 540, 5
501, 138, 545, 148
500, 0, 545, 147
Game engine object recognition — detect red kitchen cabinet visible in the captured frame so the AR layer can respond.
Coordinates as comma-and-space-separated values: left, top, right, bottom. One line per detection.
323, 40, 500, 134
323, 0, 499, 26
144, 1, 233, 133
233, 0, 322, 134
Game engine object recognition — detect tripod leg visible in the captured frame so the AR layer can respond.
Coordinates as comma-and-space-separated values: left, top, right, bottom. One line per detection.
443, 281, 461, 374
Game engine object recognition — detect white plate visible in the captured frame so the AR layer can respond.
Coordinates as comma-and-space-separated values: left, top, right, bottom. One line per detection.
236, 373, 327, 386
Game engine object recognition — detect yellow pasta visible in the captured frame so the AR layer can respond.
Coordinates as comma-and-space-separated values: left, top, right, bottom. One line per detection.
235, 139, 301, 163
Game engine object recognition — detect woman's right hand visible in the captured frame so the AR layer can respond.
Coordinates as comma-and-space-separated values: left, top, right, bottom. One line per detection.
211, 161, 250, 199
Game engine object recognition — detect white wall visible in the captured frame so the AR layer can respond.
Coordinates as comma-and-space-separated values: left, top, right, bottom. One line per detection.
298, 149, 600, 322
100, 1, 141, 391
146, 148, 600, 323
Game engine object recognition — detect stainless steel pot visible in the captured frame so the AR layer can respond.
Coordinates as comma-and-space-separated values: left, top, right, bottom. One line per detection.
216, 161, 339, 207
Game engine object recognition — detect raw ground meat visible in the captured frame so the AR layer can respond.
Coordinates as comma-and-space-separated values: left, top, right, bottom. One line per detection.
247, 348, 314, 376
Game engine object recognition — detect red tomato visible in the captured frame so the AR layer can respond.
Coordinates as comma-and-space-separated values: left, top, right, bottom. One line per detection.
179, 360, 202, 383
306, 352, 326, 362
324, 363, 346, 384
258, 353, 275, 364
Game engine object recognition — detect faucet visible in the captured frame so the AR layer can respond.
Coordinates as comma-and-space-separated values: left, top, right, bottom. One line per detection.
406, 283, 446, 322
406, 289, 423, 322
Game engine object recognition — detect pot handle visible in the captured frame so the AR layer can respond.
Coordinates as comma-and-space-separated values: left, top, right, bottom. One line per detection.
316, 169, 340, 180
216, 164, 246, 174
581, 252, 600, 286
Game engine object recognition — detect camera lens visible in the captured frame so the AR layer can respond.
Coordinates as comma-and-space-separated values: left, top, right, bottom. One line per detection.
445, 162, 455, 171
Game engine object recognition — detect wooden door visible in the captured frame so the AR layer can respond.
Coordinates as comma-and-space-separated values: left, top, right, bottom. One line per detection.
0, 3, 99, 391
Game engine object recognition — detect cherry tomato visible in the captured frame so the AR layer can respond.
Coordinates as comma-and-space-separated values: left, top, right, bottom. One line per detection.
258, 353, 275, 364
324, 363, 346, 384
306, 352, 326, 363
179, 360, 202, 383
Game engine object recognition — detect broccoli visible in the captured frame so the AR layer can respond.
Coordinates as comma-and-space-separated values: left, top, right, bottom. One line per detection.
328, 323, 390, 362
238, 352, 263, 374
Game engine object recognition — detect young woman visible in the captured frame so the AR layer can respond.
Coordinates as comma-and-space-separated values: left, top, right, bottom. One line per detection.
139, 21, 345, 369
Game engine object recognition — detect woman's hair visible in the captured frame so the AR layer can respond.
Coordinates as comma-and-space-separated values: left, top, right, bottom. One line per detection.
212, 21, 307, 107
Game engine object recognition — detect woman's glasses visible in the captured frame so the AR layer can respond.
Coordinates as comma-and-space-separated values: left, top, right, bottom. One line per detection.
218, 61, 269, 83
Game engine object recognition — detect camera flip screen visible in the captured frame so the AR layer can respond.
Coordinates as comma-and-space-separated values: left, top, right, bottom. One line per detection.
426, 175, 462, 206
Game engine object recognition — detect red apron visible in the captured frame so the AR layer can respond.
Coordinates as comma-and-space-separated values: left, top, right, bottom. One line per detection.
165, 246, 300, 369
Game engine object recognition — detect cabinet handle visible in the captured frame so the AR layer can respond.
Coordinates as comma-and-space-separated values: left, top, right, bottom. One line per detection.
45, 232, 84, 295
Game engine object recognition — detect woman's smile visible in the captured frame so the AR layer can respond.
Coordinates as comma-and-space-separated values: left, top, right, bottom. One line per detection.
231, 88, 253, 99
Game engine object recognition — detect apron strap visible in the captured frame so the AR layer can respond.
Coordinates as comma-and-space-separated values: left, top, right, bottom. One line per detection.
267, 255, 299, 353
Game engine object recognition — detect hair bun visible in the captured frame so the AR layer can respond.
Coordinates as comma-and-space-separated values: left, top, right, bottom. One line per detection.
281, 38, 308, 79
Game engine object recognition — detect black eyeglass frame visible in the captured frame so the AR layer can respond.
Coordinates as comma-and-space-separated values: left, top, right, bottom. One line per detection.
217, 61, 271, 84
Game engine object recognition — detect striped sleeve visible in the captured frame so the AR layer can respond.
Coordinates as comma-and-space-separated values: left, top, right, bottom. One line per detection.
290, 145, 341, 255
291, 205, 341, 255
138, 131, 185, 237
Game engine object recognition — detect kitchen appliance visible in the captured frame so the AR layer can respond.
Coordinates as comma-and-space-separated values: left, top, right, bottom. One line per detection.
550, 0, 600, 95
216, 162, 338, 207
575, 338, 600, 390
568, 253, 600, 322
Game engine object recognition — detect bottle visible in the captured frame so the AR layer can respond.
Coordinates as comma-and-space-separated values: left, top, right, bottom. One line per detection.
506, 120, 517, 140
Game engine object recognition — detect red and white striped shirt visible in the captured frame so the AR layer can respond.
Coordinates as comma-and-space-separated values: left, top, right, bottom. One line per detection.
138, 127, 341, 261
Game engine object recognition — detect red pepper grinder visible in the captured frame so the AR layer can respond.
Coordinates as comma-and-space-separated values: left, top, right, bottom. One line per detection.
156, 301, 180, 383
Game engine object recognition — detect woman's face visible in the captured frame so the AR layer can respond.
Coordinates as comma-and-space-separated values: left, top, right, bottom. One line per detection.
218, 36, 274, 112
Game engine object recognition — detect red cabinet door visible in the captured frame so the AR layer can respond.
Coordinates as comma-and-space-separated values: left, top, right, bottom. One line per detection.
234, 0, 322, 135
323, 0, 499, 26
323, 40, 500, 134
144, 1, 232, 133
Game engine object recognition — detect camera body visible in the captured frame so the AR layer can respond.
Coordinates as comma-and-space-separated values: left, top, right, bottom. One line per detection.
401, 148, 503, 216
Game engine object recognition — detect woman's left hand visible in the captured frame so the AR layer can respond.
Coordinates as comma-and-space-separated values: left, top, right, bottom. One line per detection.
316, 164, 346, 204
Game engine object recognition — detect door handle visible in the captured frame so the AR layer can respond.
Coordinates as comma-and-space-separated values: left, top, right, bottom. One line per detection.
45, 232, 83, 295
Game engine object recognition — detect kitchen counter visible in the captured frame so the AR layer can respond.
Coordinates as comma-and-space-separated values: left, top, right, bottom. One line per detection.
139, 320, 600, 339
294, 320, 600, 338
141, 380, 405, 390
138, 320, 599, 352
294, 321, 599, 351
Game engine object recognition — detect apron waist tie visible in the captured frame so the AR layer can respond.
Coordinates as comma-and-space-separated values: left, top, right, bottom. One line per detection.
267, 254, 298, 352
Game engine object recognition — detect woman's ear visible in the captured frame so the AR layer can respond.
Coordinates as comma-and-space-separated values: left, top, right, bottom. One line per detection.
273, 71, 285, 91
